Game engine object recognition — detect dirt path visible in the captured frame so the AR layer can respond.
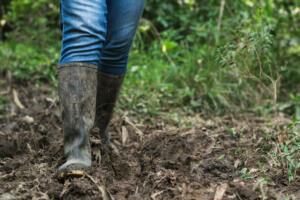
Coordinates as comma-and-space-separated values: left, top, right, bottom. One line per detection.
0, 80, 299, 200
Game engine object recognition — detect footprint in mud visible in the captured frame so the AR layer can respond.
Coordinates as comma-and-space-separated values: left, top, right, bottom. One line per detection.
49, 178, 98, 200
93, 143, 131, 181
143, 130, 213, 160
140, 130, 216, 184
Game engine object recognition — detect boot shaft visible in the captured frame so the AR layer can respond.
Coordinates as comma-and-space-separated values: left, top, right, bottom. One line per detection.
58, 63, 97, 163
95, 72, 125, 143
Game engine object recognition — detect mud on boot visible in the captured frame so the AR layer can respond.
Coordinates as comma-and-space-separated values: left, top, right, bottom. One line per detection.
57, 63, 97, 179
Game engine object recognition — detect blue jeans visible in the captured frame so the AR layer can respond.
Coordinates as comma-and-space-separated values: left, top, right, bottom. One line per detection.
59, 0, 145, 75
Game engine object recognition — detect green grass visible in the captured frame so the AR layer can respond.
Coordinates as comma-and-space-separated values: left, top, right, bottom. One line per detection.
0, 40, 59, 84
259, 117, 300, 183
0, 10, 299, 119
0, 37, 299, 120
278, 118, 300, 182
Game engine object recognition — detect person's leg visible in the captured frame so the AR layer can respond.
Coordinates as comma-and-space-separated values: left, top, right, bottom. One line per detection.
58, 0, 107, 178
95, 0, 145, 144
98, 0, 146, 75
59, 0, 107, 65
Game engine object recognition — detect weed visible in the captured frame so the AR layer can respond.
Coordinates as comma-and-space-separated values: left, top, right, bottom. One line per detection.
265, 117, 300, 183
234, 146, 241, 155
218, 154, 225, 160
226, 127, 238, 138
240, 167, 253, 179
257, 177, 273, 200
0, 41, 59, 84
1, 1, 299, 118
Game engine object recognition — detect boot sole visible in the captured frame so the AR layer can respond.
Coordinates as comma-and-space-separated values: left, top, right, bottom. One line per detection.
58, 170, 86, 179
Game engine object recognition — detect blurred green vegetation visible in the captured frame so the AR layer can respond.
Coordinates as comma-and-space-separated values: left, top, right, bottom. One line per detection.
0, 0, 299, 118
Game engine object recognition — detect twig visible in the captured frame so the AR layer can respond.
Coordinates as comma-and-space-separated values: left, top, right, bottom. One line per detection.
254, 46, 281, 108
123, 117, 144, 141
59, 180, 70, 199
181, 183, 187, 199
236, 192, 243, 200
151, 190, 165, 200
13, 89, 25, 109
217, 0, 226, 42
26, 143, 34, 155
7, 71, 12, 93
0, 171, 15, 180
85, 173, 115, 200
90, 138, 102, 145
121, 126, 129, 145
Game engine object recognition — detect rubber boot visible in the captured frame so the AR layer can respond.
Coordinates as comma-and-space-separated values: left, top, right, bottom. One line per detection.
57, 63, 97, 179
95, 72, 125, 144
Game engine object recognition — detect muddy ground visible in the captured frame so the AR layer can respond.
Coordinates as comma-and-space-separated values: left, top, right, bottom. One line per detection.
0, 78, 299, 200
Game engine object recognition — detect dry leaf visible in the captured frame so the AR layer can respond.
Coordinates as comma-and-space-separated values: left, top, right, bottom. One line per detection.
234, 159, 241, 169
278, 135, 283, 144
214, 183, 228, 200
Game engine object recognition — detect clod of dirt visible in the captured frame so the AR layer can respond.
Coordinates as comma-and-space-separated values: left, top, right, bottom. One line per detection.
2, 159, 22, 173
0, 135, 18, 158
228, 182, 261, 200
97, 144, 131, 181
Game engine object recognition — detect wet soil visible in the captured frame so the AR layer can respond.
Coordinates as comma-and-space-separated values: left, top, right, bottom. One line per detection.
0, 79, 299, 200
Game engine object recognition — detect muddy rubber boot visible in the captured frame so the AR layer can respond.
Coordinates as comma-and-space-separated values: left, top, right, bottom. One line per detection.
95, 72, 125, 144
57, 63, 97, 179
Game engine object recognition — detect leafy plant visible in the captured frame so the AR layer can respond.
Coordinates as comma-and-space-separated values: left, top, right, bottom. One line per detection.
0, 0, 299, 117
280, 117, 300, 182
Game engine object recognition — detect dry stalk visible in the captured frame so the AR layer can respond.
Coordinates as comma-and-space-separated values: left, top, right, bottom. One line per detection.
217, 0, 226, 42
59, 180, 70, 199
0, 171, 15, 180
13, 89, 25, 109
123, 117, 144, 141
151, 190, 165, 200
121, 125, 129, 145
214, 183, 228, 200
85, 173, 115, 200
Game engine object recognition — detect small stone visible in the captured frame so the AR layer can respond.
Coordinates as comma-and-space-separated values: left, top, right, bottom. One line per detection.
22, 115, 34, 124
45, 97, 55, 104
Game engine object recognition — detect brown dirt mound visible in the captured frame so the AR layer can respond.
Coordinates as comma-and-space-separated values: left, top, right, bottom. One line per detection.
0, 79, 299, 200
